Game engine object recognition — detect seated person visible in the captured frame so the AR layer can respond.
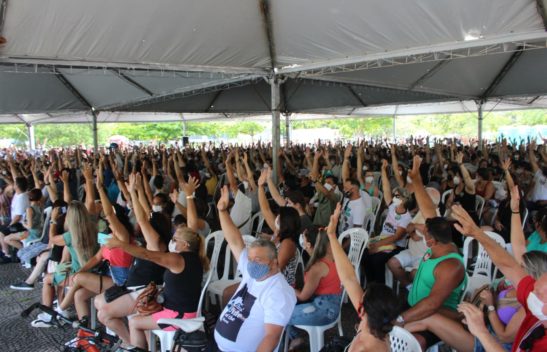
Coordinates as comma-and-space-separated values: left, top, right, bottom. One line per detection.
286, 227, 342, 350
215, 186, 297, 352
327, 203, 401, 352
4, 188, 43, 251
388, 187, 440, 289
362, 159, 412, 284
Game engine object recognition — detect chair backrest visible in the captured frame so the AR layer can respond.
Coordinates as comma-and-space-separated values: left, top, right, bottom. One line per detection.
363, 212, 374, 235
205, 231, 226, 282
441, 190, 452, 205
227, 235, 257, 280
462, 231, 505, 280
197, 269, 214, 317
475, 195, 485, 219
389, 326, 422, 352
248, 212, 265, 236
40, 206, 53, 241
461, 273, 490, 303
522, 208, 529, 229
338, 228, 369, 281
369, 197, 381, 232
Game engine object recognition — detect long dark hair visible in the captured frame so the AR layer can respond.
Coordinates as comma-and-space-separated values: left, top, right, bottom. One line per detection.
362, 283, 401, 340
278, 207, 300, 244
304, 227, 329, 272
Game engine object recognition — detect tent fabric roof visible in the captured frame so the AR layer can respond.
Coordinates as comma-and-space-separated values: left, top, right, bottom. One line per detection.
0, 0, 546, 121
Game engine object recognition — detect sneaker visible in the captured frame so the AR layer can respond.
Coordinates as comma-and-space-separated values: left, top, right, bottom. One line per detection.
31, 318, 54, 328
0, 255, 11, 264
36, 312, 52, 322
10, 281, 34, 290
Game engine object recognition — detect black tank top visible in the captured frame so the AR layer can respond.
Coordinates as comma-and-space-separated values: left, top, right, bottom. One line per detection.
125, 257, 165, 287
163, 252, 203, 314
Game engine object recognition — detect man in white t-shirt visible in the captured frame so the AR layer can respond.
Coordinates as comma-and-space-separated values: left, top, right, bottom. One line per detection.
527, 142, 547, 209
338, 178, 371, 233
215, 186, 296, 352
387, 187, 441, 288
0, 176, 30, 260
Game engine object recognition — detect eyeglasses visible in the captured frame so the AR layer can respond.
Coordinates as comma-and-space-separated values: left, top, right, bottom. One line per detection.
519, 324, 545, 350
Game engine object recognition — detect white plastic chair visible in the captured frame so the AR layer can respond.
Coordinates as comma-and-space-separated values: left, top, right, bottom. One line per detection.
150, 269, 214, 352
248, 211, 265, 236
522, 208, 529, 230
205, 231, 225, 282
369, 196, 382, 233
207, 234, 255, 305
338, 228, 369, 281
22, 206, 52, 247
286, 290, 347, 352
475, 195, 485, 220
441, 190, 452, 205
462, 231, 505, 280
390, 326, 422, 352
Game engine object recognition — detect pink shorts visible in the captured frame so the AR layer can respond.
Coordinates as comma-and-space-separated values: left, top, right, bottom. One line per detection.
152, 308, 197, 331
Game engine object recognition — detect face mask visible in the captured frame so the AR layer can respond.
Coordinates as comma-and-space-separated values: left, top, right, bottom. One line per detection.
365, 176, 374, 184
362, 165, 369, 171
275, 217, 280, 231
324, 183, 333, 191
398, 170, 403, 176
299, 234, 305, 249
444, 164, 448, 170
152, 205, 163, 213
527, 292, 547, 321
247, 260, 270, 280
406, 176, 413, 184
422, 235, 434, 248
392, 197, 402, 206
242, 181, 249, 190
168, 239, 178, 253
453, 176, 461, 185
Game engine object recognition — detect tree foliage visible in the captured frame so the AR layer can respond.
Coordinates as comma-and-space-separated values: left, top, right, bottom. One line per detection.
0, 109, 544, 147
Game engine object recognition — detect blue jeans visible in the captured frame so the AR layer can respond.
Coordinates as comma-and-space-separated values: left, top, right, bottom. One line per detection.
110, 266, 129, 286
287, 294, 341, 339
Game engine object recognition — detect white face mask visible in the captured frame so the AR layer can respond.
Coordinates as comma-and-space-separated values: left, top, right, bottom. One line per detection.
324, 183, 333, 191
392, 197, 403, 206
168, 239, 178, 253
242, 181, 249, 190
527, 292, 547, 321
362, 166, 369, 171
453, 176, 461, 185
152, 205, 163, 213
398, 170, 403, 176
365, 176, 374, 184
299, 234, 305, 249
406, 176, 413, 184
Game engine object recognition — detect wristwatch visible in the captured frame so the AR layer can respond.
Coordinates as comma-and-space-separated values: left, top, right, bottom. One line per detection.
487, 305, 496, 313
49, 220, 57, 225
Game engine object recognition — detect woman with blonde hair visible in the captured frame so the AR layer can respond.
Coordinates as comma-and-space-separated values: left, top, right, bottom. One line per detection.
31, 201, 99, 328
106, 225, 209, 350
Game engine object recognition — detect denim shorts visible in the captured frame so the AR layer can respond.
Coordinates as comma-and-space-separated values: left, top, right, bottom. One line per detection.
287, 293, 342, 339
109, 266, 129, 286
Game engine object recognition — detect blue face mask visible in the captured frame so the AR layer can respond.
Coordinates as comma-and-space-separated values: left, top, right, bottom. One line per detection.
247, 260, 270, 280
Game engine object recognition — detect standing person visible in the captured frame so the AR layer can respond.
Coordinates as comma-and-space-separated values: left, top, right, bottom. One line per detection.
214, 186, 296, 352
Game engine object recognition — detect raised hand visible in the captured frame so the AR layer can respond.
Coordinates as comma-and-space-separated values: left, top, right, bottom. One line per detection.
381, 159, 389, 170
407, 155, 422, 181
126, 173, 137, 193
169, 189, 179, 204
257, 168, 268, 186
344, 144, 352, 159
501, 158, 511, 171
217, 186, 230, 211
455, 152, 464, 164
82, 163, 93, 180
61, 170, 70, 184
451, 204, 481, 238
181, 175, 200, 196
326, 202, 342, 236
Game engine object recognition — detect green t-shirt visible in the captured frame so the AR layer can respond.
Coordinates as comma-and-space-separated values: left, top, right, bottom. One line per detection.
526, 231, 547, 253
408, 249, 467, 311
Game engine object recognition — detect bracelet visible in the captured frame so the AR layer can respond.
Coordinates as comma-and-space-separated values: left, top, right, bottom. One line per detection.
218, 208, 229, 213
186, 195, 195, 200
511, 211, 520, 214
45, 183, 51, 186
50, 220, 57, 225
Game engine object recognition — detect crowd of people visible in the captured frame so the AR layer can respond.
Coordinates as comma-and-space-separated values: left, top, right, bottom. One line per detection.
0, 136, 545, 351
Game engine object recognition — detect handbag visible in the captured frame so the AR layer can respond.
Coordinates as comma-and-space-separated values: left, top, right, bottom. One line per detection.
104, 284, 130, 303
135, 281, 163, 315
172, 330, 208, 352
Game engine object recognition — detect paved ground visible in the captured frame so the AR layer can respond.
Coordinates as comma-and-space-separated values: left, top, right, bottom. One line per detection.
0, 261, 360, 352
0, 262, 75, 352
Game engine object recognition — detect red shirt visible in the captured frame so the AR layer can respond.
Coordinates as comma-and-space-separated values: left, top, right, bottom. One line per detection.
304, 258, 342, 296
513, 276, 547, 352
102, 246, 132, 268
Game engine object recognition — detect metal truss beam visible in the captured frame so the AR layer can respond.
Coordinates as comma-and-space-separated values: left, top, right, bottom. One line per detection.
480, 47, 524, 100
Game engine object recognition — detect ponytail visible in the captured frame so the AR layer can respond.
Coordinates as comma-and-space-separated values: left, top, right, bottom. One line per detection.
195, 234, 210, 272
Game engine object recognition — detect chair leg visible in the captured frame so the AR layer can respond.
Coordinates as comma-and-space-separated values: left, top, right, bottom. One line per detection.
308, 328, 324, 352
337, 318, 343, 337
149, 331, 157, 352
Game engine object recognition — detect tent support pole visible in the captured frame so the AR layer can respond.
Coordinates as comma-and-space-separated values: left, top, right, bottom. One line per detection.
271, 78, 281, 183
284, 113, 290, 146
392, 115, 396, 141
27, 123, 35, 150
477, 101, 484, 151
92, 111, 98, 153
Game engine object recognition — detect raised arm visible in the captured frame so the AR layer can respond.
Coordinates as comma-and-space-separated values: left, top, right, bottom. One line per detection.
456, 152, 475, 194
391, 144, 405, 188
508, 186, 527, 265
96, 171, 130, 243
130, 173, 164, 251
266, 168, 287, 207
500, 158, 515, 191
407, 155, 437, 219
225, 150, 238, 194
258, 169, 276, 231
341, 144, 352, 182
452, 204, 527, 285
180, 176, 207, 232
381, 159, 393, 206
81, 163, 97, 214
242, 152, 257, 192
327, 203, 364, 311
60, 169, 72, 203
528, 140, 540, 173
356, 147, 364, 186
217, 186, 245, 261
